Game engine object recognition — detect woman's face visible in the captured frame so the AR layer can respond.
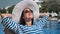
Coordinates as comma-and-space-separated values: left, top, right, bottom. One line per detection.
23, 9, 33, 20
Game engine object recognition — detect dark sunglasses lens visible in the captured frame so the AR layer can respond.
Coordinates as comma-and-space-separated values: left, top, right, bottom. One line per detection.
24, 10, 32, 13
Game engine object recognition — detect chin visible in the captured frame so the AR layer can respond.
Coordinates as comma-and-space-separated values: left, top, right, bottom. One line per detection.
28, 17, 33, 19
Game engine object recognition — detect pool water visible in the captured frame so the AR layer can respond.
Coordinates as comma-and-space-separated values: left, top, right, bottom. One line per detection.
0, 18, 4, 34
0, 25, 4, 34
43, 20, 60, 34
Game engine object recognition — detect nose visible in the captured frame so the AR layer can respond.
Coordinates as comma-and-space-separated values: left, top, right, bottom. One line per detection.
28, 13, 32, 16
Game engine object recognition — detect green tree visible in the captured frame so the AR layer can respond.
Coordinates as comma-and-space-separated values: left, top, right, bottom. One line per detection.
40, 1, 48, 13
0, 8, 6, 13
7, 5, 15, 14
40, 0, 59, 14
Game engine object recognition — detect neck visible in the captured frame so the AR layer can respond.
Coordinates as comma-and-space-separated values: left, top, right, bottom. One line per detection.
25, 20, 32, 26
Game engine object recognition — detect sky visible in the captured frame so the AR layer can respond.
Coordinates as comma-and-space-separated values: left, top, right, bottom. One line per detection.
0, 0, 22, 8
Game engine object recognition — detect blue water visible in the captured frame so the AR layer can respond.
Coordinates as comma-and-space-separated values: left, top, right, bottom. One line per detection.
0, 25, 4, 34
0, 18, 60, 34
0, 18, 4, 34
43, 20, 60, 34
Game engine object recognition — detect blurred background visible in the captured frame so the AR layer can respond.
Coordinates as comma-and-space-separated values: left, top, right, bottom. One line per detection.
0, 0, 60, 34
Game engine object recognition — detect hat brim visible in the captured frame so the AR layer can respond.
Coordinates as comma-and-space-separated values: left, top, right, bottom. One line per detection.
12, 0, 39, 23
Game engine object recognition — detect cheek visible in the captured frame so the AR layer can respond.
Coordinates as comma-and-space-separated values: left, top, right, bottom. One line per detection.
24, 14, 28, 18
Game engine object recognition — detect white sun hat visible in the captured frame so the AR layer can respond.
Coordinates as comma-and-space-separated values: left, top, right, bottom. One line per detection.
12, 0, 39, 23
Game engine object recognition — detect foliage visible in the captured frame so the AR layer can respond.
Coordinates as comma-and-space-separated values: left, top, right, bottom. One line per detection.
7, 5, 15, 14
0, 5, 15, 14
0, 8, 6, 13
40, 0, 60, 14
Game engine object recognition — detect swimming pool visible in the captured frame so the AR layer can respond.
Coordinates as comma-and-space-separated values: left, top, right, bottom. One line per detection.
0, 18, 4, 34
43, 20, 60, 34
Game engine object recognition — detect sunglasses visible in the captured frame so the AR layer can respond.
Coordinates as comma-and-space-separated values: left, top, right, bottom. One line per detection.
24, 10, 33, 13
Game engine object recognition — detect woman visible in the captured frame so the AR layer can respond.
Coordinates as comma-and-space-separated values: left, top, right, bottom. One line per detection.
1, 0, 49, 34
1, 7, 49, 34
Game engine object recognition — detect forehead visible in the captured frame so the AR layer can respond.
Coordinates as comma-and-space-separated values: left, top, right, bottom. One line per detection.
24, 8, 30, 10
24, 8, 31, 12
